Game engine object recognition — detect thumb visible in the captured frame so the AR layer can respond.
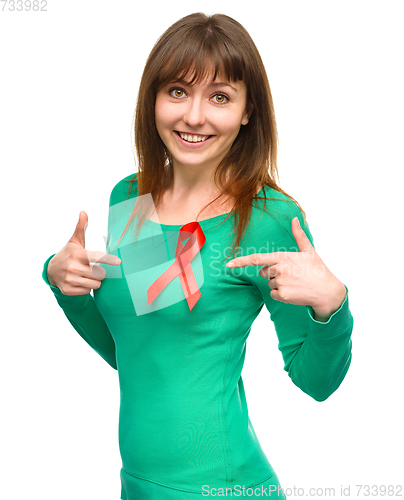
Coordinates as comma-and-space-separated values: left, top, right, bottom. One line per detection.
70, 211, 88, 248
292, 216, 313, 252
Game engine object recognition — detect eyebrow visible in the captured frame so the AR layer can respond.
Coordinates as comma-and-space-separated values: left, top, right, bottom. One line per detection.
171, 79, 238, 93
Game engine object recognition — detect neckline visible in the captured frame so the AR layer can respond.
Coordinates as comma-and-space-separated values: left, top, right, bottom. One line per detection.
143, 186, 265, 230
144, 210, 232, 230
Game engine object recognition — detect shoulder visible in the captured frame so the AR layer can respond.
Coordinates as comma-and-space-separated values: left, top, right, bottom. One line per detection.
253, 185, 304, 224
249, 184, 314, 248
109, 172, 139, 207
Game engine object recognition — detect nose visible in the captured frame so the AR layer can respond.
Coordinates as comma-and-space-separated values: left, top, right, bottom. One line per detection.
183, 96, 206, 128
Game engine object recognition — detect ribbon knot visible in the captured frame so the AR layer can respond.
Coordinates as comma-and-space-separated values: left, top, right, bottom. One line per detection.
146, 222, 206, 311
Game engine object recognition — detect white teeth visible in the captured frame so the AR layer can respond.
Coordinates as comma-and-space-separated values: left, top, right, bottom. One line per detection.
179, 132, 209, 143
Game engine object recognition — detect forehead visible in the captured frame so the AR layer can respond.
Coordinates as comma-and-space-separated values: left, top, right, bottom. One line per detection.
157, 57, 246, 93
170, 76, 241, 93
180, 65, 234, 83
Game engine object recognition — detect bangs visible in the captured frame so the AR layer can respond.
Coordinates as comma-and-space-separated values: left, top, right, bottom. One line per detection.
155, 29, 247, 90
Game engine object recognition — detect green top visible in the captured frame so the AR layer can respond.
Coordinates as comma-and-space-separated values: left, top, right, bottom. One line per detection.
42, 173, 353, 496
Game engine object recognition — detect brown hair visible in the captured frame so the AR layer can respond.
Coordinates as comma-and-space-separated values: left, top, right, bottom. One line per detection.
112, 12, 305, 259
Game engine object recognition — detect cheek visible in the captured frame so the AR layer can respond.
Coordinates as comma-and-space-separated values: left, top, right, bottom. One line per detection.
211, 106, 245, 129
154, 111, 168, 144
213, 112, 244, 137
155, 97, 171, 127
156, 106, 180, 137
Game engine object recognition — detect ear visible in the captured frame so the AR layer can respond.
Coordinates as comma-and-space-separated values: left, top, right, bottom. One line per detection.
241, 102, 254, 126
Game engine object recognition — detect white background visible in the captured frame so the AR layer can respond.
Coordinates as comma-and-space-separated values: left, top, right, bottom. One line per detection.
1, 1, 403, 499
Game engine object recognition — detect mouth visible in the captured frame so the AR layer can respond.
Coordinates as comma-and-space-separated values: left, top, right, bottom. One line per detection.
173, 130, 216, 148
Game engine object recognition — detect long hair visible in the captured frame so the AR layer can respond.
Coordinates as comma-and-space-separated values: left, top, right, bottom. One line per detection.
112, 12, 305, 259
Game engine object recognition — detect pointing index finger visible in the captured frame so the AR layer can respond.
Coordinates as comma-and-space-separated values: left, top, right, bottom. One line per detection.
226, 252, 280, 268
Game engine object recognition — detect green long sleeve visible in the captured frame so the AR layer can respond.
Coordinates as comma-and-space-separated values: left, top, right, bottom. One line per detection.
246, 203, 353, 402
260, 280, 352, 402
42, 256, 117, 369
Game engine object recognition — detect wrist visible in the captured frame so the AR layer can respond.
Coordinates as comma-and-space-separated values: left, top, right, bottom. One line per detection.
312, 280, 347, 322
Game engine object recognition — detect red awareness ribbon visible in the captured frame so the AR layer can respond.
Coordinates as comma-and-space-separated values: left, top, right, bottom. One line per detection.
146, 221, 206, 311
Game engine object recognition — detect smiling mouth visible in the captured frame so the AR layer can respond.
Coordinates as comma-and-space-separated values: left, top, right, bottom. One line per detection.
174, 130, 214, 143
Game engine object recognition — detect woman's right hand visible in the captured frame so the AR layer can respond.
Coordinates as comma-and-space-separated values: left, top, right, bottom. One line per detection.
47, 211, 121, 295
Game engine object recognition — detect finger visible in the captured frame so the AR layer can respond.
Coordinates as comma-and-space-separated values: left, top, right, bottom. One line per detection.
292, 217, 314, 253
69, 211, 88, 248
268, 276, 278, 290
89, 264, 107, 280
67, 262, 107, 282
59, 286, 93, 296
68, 276, 104, 291
226, 252, 281, 268
81, 249, 121, 266
270, 288, 283, 302
259, 265, 278, 279
68, 262, 108, 289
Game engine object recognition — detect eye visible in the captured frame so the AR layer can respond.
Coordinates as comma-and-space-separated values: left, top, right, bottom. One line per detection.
169, 88, 186, 98
168, 87, 230, 104
169, 87, 186, 99
212, 94, 229, 104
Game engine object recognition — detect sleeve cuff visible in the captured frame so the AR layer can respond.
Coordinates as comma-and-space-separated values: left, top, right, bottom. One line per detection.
42, 253, 87, 310
306, 284, 353, 339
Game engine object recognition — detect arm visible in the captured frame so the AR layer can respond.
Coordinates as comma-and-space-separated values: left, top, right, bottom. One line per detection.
41, 175, 134, 370
262, 280, 353, 402
243, 205, 354, 402
42, 253, 117, 369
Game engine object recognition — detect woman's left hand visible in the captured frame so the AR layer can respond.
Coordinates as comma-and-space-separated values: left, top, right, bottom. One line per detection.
226, 217, 347, 322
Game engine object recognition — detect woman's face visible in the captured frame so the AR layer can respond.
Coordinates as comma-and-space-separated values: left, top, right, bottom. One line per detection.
155, 71, 251, 175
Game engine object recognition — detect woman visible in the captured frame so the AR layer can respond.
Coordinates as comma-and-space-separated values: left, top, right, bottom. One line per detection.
43, 12, 353, 499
